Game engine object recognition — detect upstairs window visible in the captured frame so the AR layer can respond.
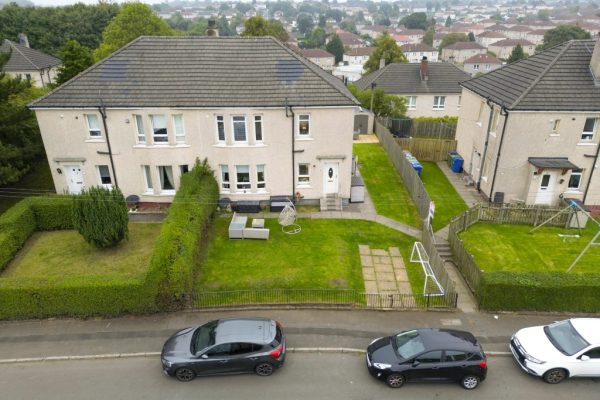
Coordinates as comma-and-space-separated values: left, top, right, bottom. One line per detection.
173, 115, 185, 143
86, 114, 101, 137
134, 114, 145, 143
298, 115, 310, 136
254, 116, 263, 142
433, 96, 446, 110
582, 118, 596, 141
233, 116, 247, 142
150, 115, 168, 144
216, 115, 225, 142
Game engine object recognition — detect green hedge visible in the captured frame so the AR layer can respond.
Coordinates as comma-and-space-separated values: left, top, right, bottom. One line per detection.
478, 272, 600, 312
28, 196, 74, 230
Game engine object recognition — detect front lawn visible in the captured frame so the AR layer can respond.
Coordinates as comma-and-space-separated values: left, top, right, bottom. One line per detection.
353, 143, 421, 228
459, 223, 600, 273
420, 162, 468, 231
3, 223, 162, 280
196, 217, 418, 292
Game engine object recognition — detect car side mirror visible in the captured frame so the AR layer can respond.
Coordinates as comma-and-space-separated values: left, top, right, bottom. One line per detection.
581, 355, 590, 361
412, 360, 420, 367
201, 354, 208, 359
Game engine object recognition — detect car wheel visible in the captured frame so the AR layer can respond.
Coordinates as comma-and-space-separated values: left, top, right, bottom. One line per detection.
460, 374, 480, 390
255, 362, 274, 376
175, 367, 195, 382
543, 368, 567, 384
385, 373, 405, 388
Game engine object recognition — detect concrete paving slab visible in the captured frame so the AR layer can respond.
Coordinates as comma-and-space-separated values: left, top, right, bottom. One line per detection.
371, 249, 387, 256
376, 272, 395, 282
360, 255, 373, 267
388, 247, 401, 257
358, 245, 370, 255
373, 264, 393, 273
378, 281, 398, 291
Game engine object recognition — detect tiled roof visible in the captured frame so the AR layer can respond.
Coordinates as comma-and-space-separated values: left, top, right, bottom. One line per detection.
464, 54, 502, 64
297, 48, 334, 58
0, 39, 60, 71
346, 47, 375, 57
355, 62, 470, 95
445, 42, 486, 50
490, 38, 535, 47
401, 43, 437, 52
336, 30, 363, 45
461, 40, 600, 111
29, 36, 358, 109
477, 31, 506, 38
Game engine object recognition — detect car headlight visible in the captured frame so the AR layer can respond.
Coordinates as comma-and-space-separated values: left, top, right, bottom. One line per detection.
373, 363, 392, 369
162, 359, 172, 368
523, 353, 545, 364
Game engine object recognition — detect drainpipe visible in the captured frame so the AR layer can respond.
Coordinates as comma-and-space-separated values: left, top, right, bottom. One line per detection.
98, 103, 119, 189
476, 97, 494, 193
285, 98, 295, 200
582, 137, 600, 204
488, 105, 509, 203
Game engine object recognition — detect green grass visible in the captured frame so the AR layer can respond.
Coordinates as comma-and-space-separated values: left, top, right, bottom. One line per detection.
0, 160, 55, 216
353, 143, 421, 228
460, 223, 600, 273
3, 223, 162, 280
196, 218, 420, 292
420, 162, 468, 231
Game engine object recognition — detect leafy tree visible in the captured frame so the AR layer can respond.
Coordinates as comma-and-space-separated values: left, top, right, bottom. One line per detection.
468, 32, 476, 42
235, 3, 253, 14
348, 84, 407, 118
445, 16, 453, 27
507, 44, 526, 63
302, 27, 327, 48
540, 25, 591, 50
55, 40, 93, 86
363, 33, 407, 74
399, 12, 430, 30
72, 187, 129, 248
537, 9, 550, 21
339, 19, 358, 34
376, 16, 391, 26
241, 16, 288, 42
93, 3, 174, 61
297, 13, 314, 35
167, 12, 191, 31
187, 18, 209, 36
326, 33, 344, 63
423, 27, 434, 46
318, 14, 326, 28
438, 32, 469, 51
217, 16, 234, 37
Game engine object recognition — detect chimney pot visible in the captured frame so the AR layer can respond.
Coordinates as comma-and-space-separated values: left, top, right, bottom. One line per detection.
420, 56, 429, 81
206, 20, 219, 37
18, 33, 29, 48
379, 58, 386, 69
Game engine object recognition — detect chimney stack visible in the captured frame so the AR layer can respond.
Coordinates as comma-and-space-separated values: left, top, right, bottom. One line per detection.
420, 56, 429, 81
379, 57, 386, 70
590, 35, 600, 83
18, 33, 29, 48
206, 20, 219, 37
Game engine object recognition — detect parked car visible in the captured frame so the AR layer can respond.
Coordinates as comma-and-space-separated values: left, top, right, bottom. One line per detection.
510, 318, 600, 384
161, 317, 286, 382
366, 328, 487, 389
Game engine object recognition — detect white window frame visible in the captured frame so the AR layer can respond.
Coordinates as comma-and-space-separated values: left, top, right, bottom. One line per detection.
173, 114, 186, 144
142, 165, 153, 193
582, 118, 597, 141
405, 96, 417, 110
235, 165, 251, 190
254, 115, 263, 142
297, 163, 310, 186
86, 114, 102, 138
96, 165, 112, 188
256, 164, 266, 191
150, 114, 168, 144
220, 165, 230, 191
473, 64, 480, 70
157, 165, 176, 194
134, 114, 146, 144
298, 114, 311, 137
433, 96, 446, 110
568, 169, 583, 191
216, 115, 225, 143
232, 116, 247, 143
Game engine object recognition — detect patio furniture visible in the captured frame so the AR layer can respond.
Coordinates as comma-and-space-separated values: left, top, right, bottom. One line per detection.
252, 218, 265, 228
228, 212, 247, 239
228, 212, 269, 240
233, 200, 261, 213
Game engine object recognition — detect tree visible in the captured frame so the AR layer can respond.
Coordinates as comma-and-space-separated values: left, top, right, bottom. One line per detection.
537, 9, 550, 21
468, 32, 476, 42
302, 27, 326, 48
540, 25, 591, 50
438, 32, 469, 52
241, 16, 288, 42
399, 12, 430, 30
55, 40, 93, 86
326, 33, 344, 63
348, 84, 406, 118
318, 14, 326, 28
339, 19, 358, 34
445, 16, 453, 27
423, 27, 434, 46
93, 3, 174, 61
297, 13, 314, 35
72, 187, 129, 248
363, 33, 407, 74
507, 44, 526, 63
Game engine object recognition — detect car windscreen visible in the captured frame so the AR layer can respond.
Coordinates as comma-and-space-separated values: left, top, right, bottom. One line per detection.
191, 320, 218, 354
544, 320, 589, 356
393, 330, 426, 360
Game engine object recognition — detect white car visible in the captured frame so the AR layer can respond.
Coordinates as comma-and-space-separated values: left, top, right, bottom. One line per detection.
510, 318, 600, 384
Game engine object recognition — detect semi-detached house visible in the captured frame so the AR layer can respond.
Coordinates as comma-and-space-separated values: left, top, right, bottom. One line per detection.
29, 36, 360, 207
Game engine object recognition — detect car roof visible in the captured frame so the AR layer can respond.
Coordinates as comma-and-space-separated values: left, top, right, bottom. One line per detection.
570, 318, 600, 345
214, 317, 275, 345
417, 328, 481, 352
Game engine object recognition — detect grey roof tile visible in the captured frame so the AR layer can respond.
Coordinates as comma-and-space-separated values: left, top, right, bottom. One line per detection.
0, 39, 60, 71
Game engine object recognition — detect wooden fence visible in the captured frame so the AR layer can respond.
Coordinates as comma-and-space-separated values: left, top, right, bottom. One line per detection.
395, 138, 458, 162
385, 118, 457, 140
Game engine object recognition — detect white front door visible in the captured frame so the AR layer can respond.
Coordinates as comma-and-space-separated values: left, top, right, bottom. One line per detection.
65, 164, 84, 194
323, 163, 339, 194
535, 172, 555, 205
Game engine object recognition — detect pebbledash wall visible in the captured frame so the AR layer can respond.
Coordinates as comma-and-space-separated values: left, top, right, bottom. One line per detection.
35, 106, 355, 205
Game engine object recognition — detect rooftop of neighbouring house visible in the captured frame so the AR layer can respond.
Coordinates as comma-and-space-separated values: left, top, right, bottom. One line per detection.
0, 39, 60, 72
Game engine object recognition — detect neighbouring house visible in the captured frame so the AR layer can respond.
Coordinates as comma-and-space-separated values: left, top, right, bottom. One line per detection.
463, 54, 502, 76
343, 47, 375, 66
401, 43, 439, 63
525, 29, 548, 46
391, 34, 411, 46
504, 25, 532, 39
441, 42, 487, 64
0, 36, 60, 88
456, 39, 600, 209
294, 47, 335, 71
476, 31, 507, 48
336, 30, 364, 49
355, 58, 470, 118
397, 29, 426, 44
28, 36, 360, 208
488, 39, 536, 60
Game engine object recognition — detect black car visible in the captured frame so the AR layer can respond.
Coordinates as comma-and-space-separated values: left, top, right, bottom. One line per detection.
161, 317, 285, 382
366, 328, 487, 390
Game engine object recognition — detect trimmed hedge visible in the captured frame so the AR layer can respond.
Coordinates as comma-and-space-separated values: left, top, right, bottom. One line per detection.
478, 272, 600, 312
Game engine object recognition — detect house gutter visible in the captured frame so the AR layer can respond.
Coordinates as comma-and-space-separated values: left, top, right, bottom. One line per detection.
477, 97, 495, 193
488, 105, 509, 203
582, 138, 600, 204
98, 104, 119, 189
285, 98, 295, 200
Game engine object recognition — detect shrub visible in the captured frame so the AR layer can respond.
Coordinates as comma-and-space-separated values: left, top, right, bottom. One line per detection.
72, 187, 129, 248
28, 196, 73, 230
413, 116, 458, 124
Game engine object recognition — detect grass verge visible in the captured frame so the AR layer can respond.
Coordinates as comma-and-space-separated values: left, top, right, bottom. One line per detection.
420, 162, 468, 231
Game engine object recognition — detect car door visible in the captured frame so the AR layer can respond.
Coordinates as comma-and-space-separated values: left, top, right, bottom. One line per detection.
194, 343, 235, 376
440, 350, 472, 380
570, 347, 600, 377
404, 350, 444, 381
227, 342, 259, 373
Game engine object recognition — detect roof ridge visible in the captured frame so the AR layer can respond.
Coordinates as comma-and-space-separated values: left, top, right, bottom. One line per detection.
6, 39, 39, 69
509, 41, 572, 109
